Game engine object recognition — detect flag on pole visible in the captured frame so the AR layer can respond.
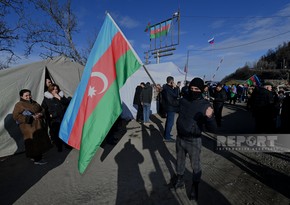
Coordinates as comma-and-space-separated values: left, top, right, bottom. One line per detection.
150, 19, 172, 39
184, 64, 188, 73
208, 37, 215, 44
144, 22, 150, 32
59, 12, 142, 174
246, 74, 261, 86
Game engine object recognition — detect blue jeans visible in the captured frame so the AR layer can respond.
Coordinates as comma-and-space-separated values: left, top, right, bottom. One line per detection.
164, 111, 175, 139
143, 103, 151, 123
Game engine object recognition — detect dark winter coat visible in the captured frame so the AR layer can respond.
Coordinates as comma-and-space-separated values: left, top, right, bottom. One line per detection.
133, 85, 143, 105
250, 87, 275, 118
212, 88, 227, 103
140, 84, 153, 104
176, 95, 216, 141
12, 98, 52, 157
281, 95, 290, 133
42, 91, 70, 125
161, 84, 180, 112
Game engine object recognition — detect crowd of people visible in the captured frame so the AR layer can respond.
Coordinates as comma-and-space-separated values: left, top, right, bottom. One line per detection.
132, 76, 290, 201
132, 76, 218, 201
12, 75, 290, 201
12, 79, 71, 165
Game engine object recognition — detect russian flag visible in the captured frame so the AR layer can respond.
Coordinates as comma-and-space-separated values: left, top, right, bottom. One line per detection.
208, 37, 215, 44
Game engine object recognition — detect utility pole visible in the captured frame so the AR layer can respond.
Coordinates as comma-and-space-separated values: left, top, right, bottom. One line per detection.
144, 51, 150, 65
185, 50, 189, 82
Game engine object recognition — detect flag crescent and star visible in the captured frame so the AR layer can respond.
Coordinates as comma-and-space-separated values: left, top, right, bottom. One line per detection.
89, 72, 109, 96
59, 12, 143, 174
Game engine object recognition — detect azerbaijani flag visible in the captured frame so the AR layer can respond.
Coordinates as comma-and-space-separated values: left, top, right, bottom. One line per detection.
247, 74, 261, 86
150, 19, 172, 39
59, 13, 142, 174
144, 22, 150, 32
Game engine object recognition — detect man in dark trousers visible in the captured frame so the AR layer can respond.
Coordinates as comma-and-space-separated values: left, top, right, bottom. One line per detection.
212, 83, 227, 127
162, 76, 180, 142
133, 82, 145, 122
171, 77, 216, 201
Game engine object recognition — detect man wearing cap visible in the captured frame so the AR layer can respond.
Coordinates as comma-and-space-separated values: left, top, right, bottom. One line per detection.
171, 77, 216, 201
250, 82, 276, 133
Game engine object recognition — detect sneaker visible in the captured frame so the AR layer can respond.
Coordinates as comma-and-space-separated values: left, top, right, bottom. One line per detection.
163, 138, 176, 142
34, 160, 48, 165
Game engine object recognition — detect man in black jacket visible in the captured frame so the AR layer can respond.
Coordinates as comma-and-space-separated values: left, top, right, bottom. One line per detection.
212, 83, 227, 127
250, 82, 276, 133
172, 77, 216, 201
133, 82, 145, 122
162, 76, 180, 141
140, 82, 153, 125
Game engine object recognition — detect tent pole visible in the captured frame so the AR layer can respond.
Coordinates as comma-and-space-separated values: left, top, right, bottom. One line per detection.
142, 64, 156, 87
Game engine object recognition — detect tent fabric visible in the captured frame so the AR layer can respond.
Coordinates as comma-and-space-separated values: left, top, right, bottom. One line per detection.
0, 56, 83, 157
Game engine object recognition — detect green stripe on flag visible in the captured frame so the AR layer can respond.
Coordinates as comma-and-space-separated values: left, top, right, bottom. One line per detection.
78, 81, 122, 173
78, 49, 141, 174
155, 30, 169, 39
116, 49, 142, 87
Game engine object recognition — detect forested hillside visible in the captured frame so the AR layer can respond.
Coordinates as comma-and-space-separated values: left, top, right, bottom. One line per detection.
222, 41, 290, 83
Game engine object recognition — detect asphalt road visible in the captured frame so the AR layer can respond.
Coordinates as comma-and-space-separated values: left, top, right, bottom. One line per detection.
1, 102, 289, 205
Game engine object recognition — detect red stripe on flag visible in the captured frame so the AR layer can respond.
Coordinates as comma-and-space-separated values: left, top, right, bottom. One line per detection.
68, 32, 130, 149
150, 24, 170, 35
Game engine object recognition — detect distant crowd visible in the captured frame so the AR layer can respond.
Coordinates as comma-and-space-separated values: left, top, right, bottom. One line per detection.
133, 79, 290, 134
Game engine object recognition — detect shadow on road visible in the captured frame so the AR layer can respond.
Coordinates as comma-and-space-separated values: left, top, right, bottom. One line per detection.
0, 147, 71, 204
203, 103, 290, 200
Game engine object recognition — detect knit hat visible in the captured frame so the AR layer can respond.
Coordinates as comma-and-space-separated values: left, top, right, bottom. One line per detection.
263, 81, 273, 87
189, 77, 205, 91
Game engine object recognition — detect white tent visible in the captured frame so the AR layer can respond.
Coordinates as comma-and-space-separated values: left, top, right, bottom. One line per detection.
120, 62, 194, 120
0, 56, 83, 157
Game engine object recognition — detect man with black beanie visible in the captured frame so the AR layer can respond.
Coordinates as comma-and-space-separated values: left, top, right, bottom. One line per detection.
171, 77, 216, 201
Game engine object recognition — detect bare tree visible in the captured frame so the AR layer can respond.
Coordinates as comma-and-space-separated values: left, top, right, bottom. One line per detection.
0, 0, 24, 69
25, 0, 86, 65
